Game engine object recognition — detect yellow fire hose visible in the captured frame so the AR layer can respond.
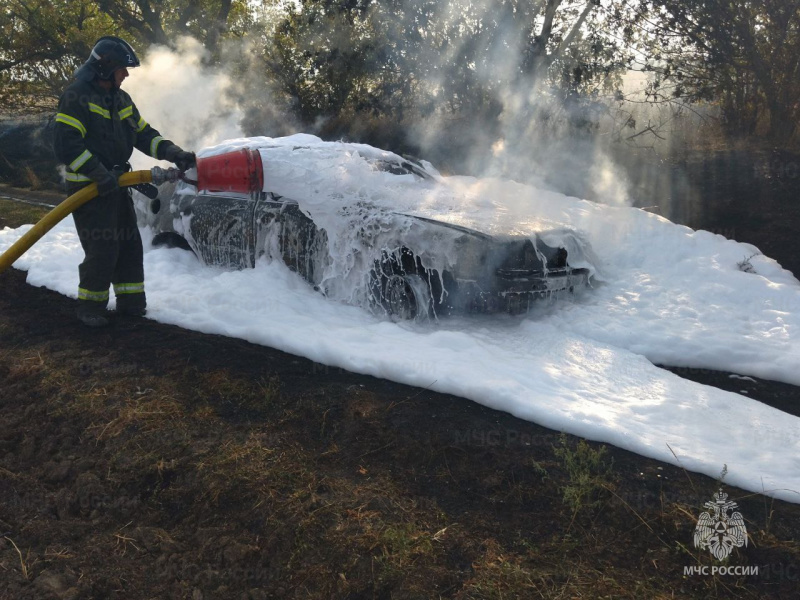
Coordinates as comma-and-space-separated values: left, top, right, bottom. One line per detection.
0, 168, 177, 275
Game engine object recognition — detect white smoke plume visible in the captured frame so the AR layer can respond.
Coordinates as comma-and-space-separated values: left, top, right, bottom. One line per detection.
123, 37, 244, 169
392, 0, 636, 206
120, 4, 638, 208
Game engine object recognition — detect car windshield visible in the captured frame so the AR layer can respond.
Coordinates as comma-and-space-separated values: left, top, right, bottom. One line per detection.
373, 157, 434, 180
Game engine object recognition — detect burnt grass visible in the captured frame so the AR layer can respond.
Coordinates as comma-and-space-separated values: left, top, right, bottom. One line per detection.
1, 151, 800, 600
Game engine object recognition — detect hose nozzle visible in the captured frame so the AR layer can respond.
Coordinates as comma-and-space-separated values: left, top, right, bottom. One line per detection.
150, 166, 184, 186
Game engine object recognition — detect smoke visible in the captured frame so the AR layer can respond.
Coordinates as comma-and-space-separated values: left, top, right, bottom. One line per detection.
121, 3, 637, 207
123, 35, 302, 171
397, 0, 634, 206
123, 37, 245, 169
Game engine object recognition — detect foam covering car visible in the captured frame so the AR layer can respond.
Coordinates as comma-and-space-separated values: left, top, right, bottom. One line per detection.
139, 140, 592, 319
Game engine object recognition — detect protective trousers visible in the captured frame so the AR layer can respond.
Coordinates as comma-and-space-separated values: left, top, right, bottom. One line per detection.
71, 187, 146, 317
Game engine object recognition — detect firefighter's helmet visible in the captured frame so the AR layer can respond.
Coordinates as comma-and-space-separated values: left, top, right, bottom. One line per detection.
74, 36, 140, 82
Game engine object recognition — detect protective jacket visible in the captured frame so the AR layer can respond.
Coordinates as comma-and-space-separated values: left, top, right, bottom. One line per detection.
54, 78, 174, 182
53, 78, 175, 319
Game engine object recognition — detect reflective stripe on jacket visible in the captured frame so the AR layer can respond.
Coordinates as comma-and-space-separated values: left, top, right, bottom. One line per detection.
53, 79, 174, 183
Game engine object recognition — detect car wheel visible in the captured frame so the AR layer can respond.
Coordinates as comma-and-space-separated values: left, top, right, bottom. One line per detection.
152, 232, 194, 253
384, 274, 431, 321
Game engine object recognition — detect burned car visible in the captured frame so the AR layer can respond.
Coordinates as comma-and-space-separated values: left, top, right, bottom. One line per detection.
140, 142, 591, 319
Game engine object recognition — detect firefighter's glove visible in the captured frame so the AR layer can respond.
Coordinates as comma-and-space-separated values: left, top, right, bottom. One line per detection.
164, 144, 197, 172
87, 164, 120, 197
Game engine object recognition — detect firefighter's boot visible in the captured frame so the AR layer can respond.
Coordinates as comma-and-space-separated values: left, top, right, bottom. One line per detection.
76, 300, 110, 328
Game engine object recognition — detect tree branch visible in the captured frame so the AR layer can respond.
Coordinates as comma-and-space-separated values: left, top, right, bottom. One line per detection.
548, 0, 597, 67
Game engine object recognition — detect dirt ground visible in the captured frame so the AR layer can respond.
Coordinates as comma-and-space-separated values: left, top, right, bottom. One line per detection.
1, 175, 799, 599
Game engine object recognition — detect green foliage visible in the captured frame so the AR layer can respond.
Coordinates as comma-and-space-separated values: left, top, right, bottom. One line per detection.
552, 433, 613, 514
641, 0, 800, 142
0, 0, 250, 110
248, 0, 641, 172
0, 1, 117, 110
5, 0, 792, 151
95, 0, 252, 52
261, 0, 634, 126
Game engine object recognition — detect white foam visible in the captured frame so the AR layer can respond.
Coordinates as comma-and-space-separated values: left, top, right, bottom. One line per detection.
3, 134, 799, 503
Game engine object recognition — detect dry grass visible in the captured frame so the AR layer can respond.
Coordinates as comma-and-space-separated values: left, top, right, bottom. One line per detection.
1, 351, 45, 384
22, 166, 41, 190
92, 394, 186, 441
1, 297, 798, 599
0, 196, 48, 228
3, 536, 33, 581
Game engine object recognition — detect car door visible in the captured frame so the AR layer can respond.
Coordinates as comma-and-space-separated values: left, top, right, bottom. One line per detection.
180, 191, 257, 269
254, 193, 329, 287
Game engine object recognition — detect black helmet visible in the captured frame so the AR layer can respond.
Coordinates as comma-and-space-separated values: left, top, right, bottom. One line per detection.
74, 36, 140, 82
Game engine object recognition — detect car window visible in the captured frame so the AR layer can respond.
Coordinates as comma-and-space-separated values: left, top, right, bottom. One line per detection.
373, 158, 433, 180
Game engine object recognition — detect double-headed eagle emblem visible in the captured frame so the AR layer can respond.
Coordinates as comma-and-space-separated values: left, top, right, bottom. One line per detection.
693, 489, 748, 560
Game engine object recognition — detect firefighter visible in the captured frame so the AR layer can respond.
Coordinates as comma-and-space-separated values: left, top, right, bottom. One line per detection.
54, 36, 196, 327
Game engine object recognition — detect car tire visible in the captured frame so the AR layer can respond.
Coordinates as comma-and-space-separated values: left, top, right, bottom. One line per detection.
152, 232, 194, 253
383, 273, 431, 321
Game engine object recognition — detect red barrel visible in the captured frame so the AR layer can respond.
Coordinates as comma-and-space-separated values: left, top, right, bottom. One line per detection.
196, 148, 264, 194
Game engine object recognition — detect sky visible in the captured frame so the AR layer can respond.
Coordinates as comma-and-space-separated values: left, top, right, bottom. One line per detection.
2, 135, 799, 504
